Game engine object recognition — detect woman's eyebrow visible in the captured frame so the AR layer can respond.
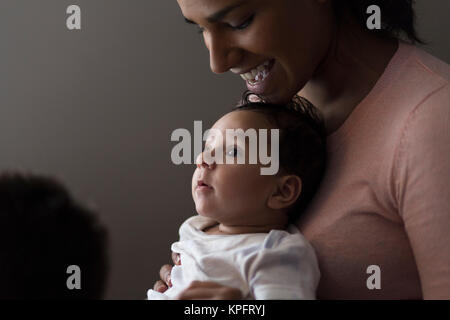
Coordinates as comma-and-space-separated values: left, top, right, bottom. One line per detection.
184, 0, 246, 25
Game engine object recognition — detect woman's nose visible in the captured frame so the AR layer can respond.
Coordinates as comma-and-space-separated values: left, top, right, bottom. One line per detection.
196, 151, 216, 169
205, 32, 241, 74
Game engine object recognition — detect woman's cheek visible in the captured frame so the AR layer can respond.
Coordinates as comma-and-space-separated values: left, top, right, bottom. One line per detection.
242, 17, 279, 54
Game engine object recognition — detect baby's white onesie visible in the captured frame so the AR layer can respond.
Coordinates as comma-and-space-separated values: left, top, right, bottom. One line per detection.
147, 215, 320, 300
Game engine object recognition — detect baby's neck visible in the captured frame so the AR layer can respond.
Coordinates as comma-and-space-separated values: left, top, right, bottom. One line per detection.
204, 222, 287, 235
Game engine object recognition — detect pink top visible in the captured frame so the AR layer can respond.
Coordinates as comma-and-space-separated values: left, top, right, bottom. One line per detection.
297, 41, 450, 299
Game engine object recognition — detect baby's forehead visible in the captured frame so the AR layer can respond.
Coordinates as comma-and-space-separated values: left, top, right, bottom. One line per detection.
212, 110, 274, 132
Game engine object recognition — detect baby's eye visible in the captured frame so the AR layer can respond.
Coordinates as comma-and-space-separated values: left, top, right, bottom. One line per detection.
226, 146, 239, 157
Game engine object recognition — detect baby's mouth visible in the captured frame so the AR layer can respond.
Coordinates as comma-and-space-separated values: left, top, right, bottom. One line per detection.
197, 180, 213, 189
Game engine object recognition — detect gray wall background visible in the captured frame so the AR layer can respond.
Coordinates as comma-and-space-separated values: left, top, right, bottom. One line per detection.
0, 1, 448, 299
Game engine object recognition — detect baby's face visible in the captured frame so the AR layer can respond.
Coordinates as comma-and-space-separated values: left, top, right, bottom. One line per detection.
192, 110, 279, 226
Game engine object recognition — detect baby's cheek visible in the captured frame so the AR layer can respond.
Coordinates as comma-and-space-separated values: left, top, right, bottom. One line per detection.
192, 169, 199, 184
191, 174, 198, 198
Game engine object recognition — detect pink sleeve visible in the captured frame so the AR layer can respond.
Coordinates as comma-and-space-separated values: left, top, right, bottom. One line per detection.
395, 84, 450, 299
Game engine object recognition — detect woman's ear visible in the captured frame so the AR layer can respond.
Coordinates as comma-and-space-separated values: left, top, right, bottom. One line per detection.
267, 175, 302, 210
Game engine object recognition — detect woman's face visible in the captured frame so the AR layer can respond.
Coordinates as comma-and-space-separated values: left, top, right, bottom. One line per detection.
177, 0, 334, 103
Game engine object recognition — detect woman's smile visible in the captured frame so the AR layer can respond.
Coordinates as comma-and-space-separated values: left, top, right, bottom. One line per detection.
231, 59, 276, 95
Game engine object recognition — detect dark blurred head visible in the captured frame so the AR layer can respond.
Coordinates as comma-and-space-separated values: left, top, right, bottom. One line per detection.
0, 172, 108, 299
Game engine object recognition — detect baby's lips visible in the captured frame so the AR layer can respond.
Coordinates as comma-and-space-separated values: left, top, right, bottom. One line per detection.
197, 179, 213, 188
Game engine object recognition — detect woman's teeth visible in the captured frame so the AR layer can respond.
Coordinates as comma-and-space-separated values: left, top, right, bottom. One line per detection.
240, 60, 271, 83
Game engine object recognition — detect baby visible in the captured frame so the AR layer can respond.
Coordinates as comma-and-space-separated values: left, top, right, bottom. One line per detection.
148, 94, 326, 300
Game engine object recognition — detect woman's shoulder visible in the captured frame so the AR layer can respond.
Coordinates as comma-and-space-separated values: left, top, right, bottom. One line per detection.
392, 43, 449, 134
406, 42, 450, 83
329, 42, 449, 149
366, 41, 449, 124
390, 41, 450, 102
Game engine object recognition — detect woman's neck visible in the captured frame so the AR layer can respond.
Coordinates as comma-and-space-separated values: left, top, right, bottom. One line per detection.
299, 15, 398, 135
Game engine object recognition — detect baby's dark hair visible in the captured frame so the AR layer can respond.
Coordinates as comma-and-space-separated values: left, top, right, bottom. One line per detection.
0, 172, 108, 299
234, 92, 327, 223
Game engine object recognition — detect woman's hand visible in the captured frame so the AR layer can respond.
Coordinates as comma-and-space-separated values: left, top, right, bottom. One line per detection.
176, 281, 243, 300
153, 252, 181, 293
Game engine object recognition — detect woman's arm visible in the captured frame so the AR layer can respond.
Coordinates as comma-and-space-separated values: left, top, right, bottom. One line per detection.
395, 84, 450, 299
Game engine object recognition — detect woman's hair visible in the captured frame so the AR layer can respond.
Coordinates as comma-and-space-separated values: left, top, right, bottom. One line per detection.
234, 92, 327, 223
334, 0, 424, 44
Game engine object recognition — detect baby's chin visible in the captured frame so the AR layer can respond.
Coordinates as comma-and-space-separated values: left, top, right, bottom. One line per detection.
196, 209, 215, 218
195, 206, 220, 221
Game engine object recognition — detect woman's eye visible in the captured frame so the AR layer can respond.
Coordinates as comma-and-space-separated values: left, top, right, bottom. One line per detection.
230, 14, 255, 30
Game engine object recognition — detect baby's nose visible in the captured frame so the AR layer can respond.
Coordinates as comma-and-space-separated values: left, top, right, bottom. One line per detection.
196, 151, 216, 169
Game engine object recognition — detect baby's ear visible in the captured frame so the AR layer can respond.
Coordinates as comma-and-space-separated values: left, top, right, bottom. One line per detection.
267, 175, 302, 210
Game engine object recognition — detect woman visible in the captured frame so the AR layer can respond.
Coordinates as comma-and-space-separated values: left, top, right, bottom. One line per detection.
154, 0, 450, 299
